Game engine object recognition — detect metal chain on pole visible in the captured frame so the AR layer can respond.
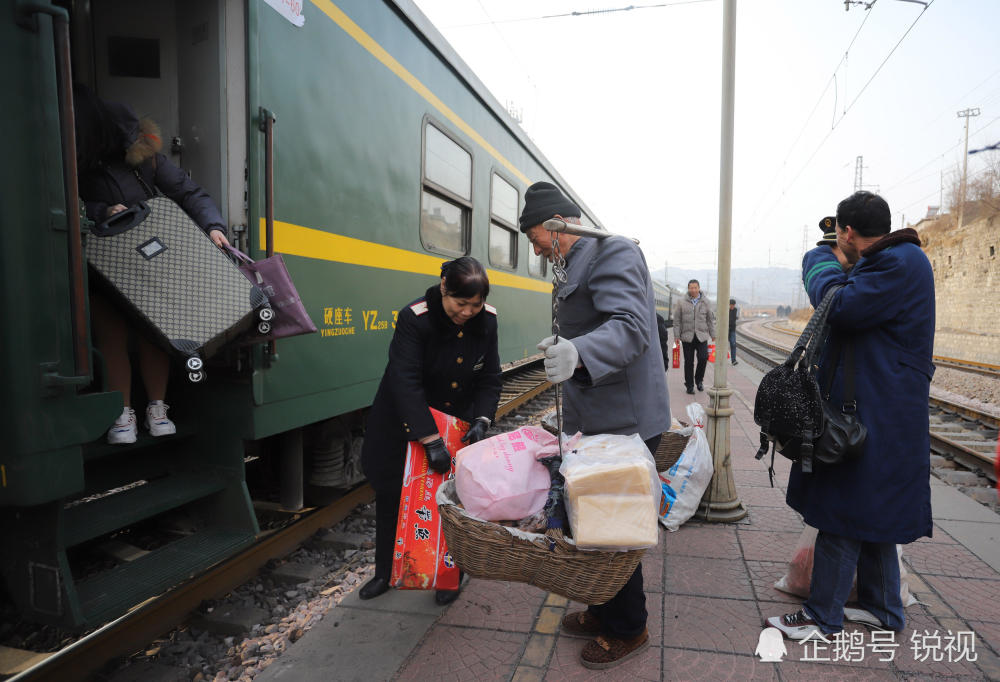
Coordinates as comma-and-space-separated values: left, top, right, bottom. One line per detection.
550, 232, 568, 457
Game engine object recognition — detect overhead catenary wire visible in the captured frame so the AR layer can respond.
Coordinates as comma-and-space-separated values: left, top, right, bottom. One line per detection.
748, 0, 935, 235
443, 0, 718, 28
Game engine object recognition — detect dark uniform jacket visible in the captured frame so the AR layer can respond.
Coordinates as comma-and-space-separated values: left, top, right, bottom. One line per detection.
789, 229, 934, 544
361, 285, 501, 489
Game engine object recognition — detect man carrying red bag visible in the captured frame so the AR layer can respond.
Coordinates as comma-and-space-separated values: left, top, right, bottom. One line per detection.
359, 257, 501, 605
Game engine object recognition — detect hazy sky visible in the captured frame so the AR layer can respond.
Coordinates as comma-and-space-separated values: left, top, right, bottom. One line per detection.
412, 0, 1000, 272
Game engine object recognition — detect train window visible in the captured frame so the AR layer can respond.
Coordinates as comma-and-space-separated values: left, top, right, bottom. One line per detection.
489, 223, 516, 269
490, 174, 518, 227
489, 173, 518, 270
421, 192, 468, 256
424, 124, 471, 201
421, 121, 472, 256
528, 252, 547, 278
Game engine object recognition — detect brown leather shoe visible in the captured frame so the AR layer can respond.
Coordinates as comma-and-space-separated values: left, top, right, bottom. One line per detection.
560, 610, 602, 638
580, 629, 650, 669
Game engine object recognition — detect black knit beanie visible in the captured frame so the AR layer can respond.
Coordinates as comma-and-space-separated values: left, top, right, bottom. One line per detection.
518, 181, 581, 232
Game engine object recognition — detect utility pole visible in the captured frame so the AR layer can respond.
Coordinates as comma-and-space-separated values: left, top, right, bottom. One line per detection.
697, 0, 745, 523
940, 169, 944, 210
957, 107, 981, 228
854, 155, 864, 192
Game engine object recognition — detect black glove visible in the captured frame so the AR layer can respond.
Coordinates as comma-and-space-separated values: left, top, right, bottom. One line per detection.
461, 418, 490, 444
424, 437, 452, 474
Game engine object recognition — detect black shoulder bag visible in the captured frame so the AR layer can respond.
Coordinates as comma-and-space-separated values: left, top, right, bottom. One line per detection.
813, 337, 867, 465
752, 285, 865, 485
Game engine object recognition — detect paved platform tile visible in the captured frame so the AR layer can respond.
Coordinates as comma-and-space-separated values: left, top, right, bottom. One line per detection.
967, 620, 1000, 657
544, 637, 660, 681
735, 486, 789, 509
923, 574, 1000, 623
903, 540, 1000, 580
664, 555, 754, 600
662, 525, 741, 559
744, 560, 801, 604
395, 625, 527, 682
889, 609, 985, 678
775, 660, 899, 680
439, 578, 546, 632
662, 594, 763, 654
642, 555, 664, 593
743, 506, 804, 533
737, 529, 803, 563
732, 469, 784, 489
661, 648, 778, 681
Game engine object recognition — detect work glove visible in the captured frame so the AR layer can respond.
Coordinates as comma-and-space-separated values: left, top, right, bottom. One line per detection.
424, 437, 452, 474
537, 335, 579, 384
461, 417, 490, 444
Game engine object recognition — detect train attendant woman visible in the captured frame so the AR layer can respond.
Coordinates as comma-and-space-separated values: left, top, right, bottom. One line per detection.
359, 257, 501, 605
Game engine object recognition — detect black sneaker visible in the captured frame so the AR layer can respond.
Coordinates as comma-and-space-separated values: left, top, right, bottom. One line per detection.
697, 383, 704, 392
686, 387, 695, 395
765, 610, 822, 640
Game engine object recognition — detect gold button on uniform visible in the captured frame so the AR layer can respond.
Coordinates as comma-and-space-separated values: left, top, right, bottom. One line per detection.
457, 331, 463, 338
444, 401, 452, 407
456, 356, 463, 364
451, 381, 458, 389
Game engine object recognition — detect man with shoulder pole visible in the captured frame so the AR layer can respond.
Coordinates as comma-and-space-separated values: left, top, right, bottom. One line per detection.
766, 191, 935, 640
519, 181, 669, 670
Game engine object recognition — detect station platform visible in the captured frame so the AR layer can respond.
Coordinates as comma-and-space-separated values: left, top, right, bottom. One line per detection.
257, 359, 1000, 681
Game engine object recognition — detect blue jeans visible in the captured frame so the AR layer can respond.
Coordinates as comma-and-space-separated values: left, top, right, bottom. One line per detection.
803, 530, 905, 633
728, 330, 736, 363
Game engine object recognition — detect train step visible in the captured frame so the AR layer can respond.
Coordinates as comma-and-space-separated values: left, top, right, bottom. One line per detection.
62, 472, 229, 547
83, 427, 194, 462
75, 527, 255, 625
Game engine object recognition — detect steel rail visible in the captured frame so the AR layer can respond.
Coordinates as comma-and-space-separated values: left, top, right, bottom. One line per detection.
11, 484, 375, 682
736, 330, 998, 482
9, 359, 552, 680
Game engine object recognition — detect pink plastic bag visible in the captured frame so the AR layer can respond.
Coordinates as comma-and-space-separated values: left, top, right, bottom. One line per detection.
455, 426, 561, 521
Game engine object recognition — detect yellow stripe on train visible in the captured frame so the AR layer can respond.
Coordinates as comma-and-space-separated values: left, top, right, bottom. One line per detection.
258, 219, 552, 294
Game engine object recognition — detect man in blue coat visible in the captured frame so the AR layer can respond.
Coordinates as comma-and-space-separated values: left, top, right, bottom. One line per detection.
520, 181, 669, 670
767, 191, 935, 639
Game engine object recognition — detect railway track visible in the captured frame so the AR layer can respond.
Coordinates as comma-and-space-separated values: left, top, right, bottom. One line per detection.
753, 319, 1000, 380
6, 361, 551, 682
736, 325, 998, 484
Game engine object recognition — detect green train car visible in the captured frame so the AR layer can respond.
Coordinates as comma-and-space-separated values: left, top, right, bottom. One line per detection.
1, 0, 604, 627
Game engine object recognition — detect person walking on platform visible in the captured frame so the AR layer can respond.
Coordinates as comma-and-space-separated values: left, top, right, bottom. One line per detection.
674, 279, 716, 394
766, 191, 935, 639
656, 313, 672, 371
728, 299, 739, 366
520, 181, 669, 670
358, 257, 501, 605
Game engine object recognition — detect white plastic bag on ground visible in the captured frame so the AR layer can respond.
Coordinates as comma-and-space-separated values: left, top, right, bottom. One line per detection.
774, 524, 917, 607
658, 403, 713, 531
560, 433, 661, 551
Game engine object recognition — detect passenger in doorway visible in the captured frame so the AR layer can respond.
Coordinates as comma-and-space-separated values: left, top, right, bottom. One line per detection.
728, 299, 738, 366
358, 257, 501, 605
673, 279, 716, 394
767, 191, 935, 640
521, 181, 669, 670
74, 85, 231, 444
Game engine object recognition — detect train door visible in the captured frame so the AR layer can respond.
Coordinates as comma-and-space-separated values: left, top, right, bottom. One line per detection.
79, 0, 245, 229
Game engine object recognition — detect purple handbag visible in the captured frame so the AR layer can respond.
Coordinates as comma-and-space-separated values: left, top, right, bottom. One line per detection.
226, 246, 317, 342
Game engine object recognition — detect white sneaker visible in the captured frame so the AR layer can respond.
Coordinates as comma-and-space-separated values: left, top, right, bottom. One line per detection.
765, 610, 823, 640
107, 407, 138, 444
145, 401, 176, 437
843, 607, 884, 628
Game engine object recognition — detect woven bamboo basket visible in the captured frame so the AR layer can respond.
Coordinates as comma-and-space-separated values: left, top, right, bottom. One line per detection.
436, 480, 645, 605
654, 424, 690, 472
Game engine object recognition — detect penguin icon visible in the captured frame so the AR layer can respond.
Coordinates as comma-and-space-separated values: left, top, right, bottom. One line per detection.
755, 627, 787, 662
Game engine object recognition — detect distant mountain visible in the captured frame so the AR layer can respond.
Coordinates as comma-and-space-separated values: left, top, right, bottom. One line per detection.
648, 266, 804, 306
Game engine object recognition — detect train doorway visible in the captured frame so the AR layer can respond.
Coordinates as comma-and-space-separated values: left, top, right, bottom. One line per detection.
66, 0, 246, 232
